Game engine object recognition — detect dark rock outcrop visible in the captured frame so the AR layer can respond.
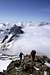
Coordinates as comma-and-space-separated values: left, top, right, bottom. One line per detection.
4, 54, 50, 75
9, 24, 24, 34
39, 22, 50, 26
1, 24, 24, 43
1, 35, 8, 43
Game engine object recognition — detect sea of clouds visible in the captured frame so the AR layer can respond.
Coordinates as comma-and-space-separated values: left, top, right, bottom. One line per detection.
7, 24, 50, 57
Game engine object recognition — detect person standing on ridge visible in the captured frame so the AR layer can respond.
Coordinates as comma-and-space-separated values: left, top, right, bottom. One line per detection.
19, 52, 23, 61
31, 50, 36, 61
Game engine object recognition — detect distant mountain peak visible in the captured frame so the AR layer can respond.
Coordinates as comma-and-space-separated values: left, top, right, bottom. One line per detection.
39, 22, 50, 26
1, 24, 24, 44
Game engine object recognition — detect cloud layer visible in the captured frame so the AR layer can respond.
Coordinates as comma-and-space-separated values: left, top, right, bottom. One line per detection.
5, 24, 50, 58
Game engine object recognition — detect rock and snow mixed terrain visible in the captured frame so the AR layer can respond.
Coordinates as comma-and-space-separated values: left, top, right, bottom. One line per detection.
0, 22, 50, 72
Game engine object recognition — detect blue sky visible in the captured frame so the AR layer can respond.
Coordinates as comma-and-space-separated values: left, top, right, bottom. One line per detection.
0, 0, 50, 22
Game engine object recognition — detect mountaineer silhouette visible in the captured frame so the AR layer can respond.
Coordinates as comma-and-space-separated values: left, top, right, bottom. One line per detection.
31, 50, 36, 61
19, 52, 24, 61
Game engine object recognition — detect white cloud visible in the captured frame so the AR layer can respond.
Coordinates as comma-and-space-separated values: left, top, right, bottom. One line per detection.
4, 24, 50, 58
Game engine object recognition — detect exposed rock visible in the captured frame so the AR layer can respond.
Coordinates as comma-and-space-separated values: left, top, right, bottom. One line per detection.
1, 24, 24, 43
1, 35, 8, 43
0, 72, 5, 75
9, 24, 24, 34
39, 22, 50, 26
2, 54, 50, 75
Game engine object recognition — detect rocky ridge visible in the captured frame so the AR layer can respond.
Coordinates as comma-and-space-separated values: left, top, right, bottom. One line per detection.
0, 53, 50, 75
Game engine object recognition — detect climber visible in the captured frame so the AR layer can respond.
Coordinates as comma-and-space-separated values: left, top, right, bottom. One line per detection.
19, 52, 23, 61
31, 50, 36, 61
